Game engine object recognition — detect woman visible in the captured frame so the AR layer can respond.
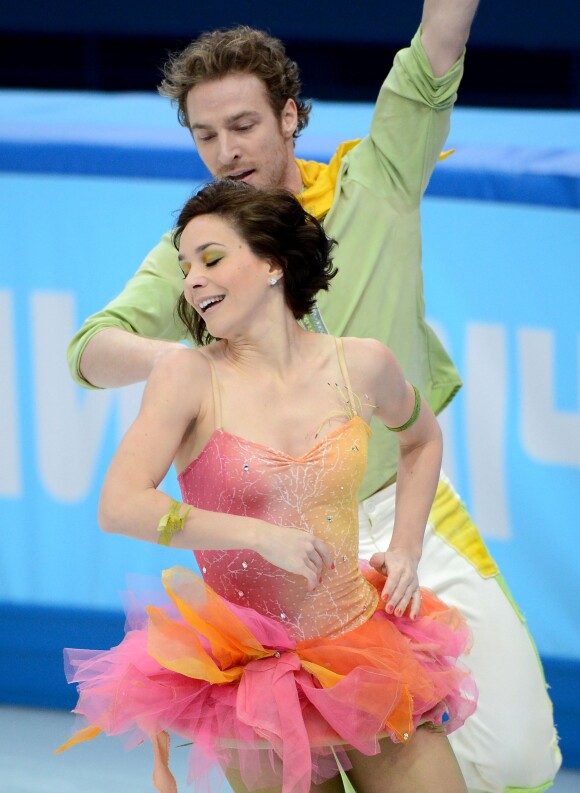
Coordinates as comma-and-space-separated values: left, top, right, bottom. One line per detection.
59, 181, 476, 793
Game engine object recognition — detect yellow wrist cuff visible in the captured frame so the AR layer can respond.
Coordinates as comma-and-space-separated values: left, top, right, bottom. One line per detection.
157, 500, 191, 546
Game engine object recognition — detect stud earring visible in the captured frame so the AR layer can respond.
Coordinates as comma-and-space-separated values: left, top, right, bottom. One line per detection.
269, 277, 278, 286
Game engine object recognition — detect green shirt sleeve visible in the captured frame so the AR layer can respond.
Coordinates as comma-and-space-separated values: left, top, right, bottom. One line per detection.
346, 27, 464, 205
66, 231, 189, 389
318, 29, 465, 498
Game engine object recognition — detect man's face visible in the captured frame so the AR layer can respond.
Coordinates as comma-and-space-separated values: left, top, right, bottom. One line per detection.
186, 73, 299, 192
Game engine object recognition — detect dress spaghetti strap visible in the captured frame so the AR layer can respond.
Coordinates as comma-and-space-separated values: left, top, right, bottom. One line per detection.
334, 337, 358, 418
199, 353, 222, 430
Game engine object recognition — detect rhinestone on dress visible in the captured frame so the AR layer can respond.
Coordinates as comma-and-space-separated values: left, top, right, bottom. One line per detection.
274, 651, 281, 658
326, 515, 333, 522
342, 555, 348, 562
202, 566, 207, 574
237, 590, 244, 598
242, 561, 248, 569
403, 733, 409, 741
280, 612, 288, 620
243, 463, 250, 471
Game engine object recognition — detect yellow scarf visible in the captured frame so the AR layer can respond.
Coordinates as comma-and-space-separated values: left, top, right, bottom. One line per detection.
295, 140, 454, 220
296, 139, 360, 219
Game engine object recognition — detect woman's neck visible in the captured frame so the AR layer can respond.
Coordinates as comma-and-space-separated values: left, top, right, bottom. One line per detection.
217, 319, 317, 380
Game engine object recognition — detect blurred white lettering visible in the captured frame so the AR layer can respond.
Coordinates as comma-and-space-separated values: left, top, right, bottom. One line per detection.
427, 319, 457, 486
31, 293, 141, 503
32, 292, 113, 502
519, 328, 580, 465
0, 291, 22, 496
465, 323, 511, 540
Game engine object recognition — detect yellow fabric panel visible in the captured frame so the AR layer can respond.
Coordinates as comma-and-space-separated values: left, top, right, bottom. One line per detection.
54, 725, 103, 754
296, 140, 361, 219
296, 142, 454, 221
430, 480, 499, 578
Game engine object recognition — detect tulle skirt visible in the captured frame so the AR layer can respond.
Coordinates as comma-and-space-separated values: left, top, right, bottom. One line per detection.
58, 564, 477, 793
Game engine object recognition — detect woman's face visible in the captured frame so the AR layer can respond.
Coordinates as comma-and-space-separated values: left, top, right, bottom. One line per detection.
178, 213, 281, 338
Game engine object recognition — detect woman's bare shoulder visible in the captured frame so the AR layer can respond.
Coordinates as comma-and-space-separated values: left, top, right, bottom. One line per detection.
142, 345, 216, 417
339, 336, 398, 372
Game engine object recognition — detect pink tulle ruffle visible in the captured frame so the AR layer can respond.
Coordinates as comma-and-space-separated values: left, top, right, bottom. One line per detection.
62, 565, 477, 793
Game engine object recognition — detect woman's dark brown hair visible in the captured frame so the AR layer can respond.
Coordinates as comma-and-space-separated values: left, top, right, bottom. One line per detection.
173, 180, 337, 346
159, 26, 311, 139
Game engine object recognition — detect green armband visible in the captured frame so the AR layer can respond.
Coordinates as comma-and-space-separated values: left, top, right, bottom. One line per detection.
157, 500, 192, 546
386, 385, 422, 433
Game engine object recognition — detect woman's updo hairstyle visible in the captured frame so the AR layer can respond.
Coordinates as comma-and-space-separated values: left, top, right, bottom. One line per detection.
173, 180, 337, 345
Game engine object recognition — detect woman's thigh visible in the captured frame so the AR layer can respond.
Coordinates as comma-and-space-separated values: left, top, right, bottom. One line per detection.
225, 763, 344, 793
345, 728, 467, 793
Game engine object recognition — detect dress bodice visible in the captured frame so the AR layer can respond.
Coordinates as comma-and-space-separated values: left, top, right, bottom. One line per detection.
178, 415, 378, 641
177, 337, 380, 641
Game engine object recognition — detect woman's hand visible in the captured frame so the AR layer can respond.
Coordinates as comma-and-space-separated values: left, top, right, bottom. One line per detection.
257, 524, 333, 590
369, 549, 422, 619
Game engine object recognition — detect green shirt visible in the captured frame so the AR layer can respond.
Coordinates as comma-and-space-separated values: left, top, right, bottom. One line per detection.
67, 29, 463, 500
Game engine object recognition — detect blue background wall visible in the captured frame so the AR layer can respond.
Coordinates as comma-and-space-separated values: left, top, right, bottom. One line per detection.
1, 0, 578, 48
1, 1, 579, 107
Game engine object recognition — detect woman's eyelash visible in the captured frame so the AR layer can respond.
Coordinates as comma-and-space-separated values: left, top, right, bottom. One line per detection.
179, 256, 222, 276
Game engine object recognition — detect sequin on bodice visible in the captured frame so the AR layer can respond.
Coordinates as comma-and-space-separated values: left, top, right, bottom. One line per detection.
178, 416, 378, 641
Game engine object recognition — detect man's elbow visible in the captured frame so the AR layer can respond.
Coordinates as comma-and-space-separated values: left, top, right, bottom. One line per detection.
67, 336, 99, 389
78, 334, 105, 389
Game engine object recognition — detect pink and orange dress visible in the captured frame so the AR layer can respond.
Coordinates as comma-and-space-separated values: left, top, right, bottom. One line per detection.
60, 339, 476, 793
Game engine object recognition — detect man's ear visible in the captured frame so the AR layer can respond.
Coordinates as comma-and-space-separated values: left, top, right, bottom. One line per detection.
280, 98, 298, 140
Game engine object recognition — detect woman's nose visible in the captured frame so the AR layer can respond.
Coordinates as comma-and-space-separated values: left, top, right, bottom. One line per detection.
183, 262, 209, 291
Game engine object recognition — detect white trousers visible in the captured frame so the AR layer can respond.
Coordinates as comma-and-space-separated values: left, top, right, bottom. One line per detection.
358, 473, 561, 793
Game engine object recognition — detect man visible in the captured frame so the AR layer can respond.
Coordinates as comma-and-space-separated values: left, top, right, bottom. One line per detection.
68, 2, 561, 791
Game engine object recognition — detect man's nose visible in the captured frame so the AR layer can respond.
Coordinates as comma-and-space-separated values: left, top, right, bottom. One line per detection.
216, 131, 240, 166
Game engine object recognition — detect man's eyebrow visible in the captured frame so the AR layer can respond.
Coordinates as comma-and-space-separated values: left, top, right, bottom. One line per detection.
190, 110, 260, 130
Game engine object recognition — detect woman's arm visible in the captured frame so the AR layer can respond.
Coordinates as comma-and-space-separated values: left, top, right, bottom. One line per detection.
98, 348, 331, 588
348, 338, 443, 618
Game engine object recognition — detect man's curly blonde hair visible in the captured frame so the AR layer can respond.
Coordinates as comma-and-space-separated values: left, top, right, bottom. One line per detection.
158, 26, 311, 138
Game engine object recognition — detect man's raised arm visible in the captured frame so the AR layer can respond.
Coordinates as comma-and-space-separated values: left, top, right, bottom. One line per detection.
421, 0, 480, 76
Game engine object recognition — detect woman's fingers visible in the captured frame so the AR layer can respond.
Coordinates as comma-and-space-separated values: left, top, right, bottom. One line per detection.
369, 551, 387, 574
302, 538, 334, 588
388, 581, 416, 617
409, 588, 422, 620
263, 525, 334, 589
313, 538, 334, 570
303, 557, 321, 589
384, 577, 411, 614
378, 550, 420, 617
